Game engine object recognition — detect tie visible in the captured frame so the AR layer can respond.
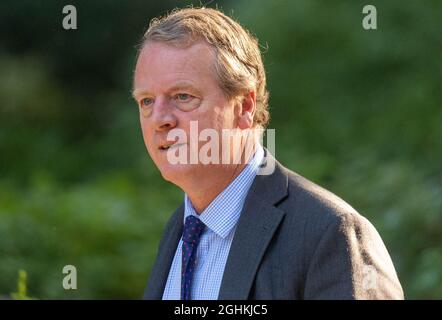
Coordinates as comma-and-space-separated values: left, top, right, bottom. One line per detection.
181, 215, 205, 300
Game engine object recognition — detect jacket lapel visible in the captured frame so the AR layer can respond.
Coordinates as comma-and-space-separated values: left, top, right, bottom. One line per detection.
218, 154, 288, 299
144, 204, 184, 299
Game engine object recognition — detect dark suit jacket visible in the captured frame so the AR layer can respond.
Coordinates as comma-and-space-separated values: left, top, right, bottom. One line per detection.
144, 152, 404, 299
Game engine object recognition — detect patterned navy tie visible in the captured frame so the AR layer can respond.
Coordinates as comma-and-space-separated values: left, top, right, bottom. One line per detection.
181, 215, 205, 300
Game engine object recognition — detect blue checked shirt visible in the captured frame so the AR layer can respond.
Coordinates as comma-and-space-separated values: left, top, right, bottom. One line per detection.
162, 145, 264, 300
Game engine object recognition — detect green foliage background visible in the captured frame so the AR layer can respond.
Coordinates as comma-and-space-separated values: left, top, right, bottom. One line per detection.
0, 0, 440, 299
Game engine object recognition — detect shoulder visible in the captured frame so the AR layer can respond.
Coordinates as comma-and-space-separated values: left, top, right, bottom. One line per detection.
274, 161, 382, 255
274, 162, 403, 299
278, 162, 363, 226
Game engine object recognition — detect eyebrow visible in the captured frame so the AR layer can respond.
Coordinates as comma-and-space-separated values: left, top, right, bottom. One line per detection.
131, 88, 150, 99
132, 82, 199, 99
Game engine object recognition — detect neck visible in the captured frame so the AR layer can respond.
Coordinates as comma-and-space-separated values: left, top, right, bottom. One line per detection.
188, 163, 247, 213
184, 143, 258, 214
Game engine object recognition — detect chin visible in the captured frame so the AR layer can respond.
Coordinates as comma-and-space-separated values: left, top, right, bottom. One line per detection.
157, 162, 194, 186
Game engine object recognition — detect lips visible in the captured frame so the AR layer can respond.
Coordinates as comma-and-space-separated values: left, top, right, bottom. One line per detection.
159, 143, 174, 151
158, 142, 185, 151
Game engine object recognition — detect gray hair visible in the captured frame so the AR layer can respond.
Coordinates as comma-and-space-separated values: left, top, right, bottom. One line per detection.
137, 7, 270, 128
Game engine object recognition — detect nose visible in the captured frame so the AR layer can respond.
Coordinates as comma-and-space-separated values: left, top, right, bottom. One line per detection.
152, 96, 178, 132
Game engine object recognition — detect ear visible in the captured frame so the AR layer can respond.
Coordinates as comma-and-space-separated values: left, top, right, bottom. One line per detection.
237, 90, 256, 130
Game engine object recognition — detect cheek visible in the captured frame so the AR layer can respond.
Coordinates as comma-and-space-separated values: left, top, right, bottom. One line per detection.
139, 117, 153, 147
139, 115, 147, 136
212, 104, 235, 129
194, 110, 222, 132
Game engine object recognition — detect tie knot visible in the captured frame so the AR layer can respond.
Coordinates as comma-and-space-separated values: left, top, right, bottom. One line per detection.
182, 215, 205, 244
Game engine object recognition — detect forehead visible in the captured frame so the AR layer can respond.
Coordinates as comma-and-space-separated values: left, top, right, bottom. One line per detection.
133, 41, 218, 94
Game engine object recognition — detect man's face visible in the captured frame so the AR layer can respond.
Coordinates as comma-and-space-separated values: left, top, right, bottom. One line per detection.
133, 41, 240, 185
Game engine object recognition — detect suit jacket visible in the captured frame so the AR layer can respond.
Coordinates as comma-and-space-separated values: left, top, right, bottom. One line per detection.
144, 152, 404, 299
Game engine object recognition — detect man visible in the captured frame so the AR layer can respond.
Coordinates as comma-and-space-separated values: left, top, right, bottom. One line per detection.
133, 7, 404, 299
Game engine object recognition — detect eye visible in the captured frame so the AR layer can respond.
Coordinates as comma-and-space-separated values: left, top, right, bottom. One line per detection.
141, 97, 154, 106
138, 97, 154, 117
175, 93, 193, 102
172, 93, 201, 112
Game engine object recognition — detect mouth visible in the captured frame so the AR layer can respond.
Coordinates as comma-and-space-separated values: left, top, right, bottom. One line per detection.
158, 142, 186, 151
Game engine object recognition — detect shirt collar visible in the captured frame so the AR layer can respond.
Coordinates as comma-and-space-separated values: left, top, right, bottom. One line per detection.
184, 144, 264, 239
